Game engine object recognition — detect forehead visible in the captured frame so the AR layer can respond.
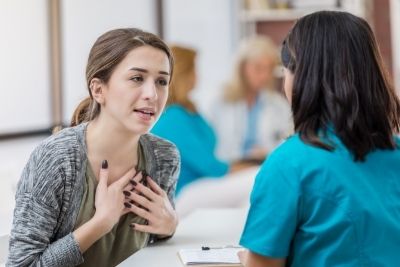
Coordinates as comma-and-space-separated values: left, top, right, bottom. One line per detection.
116, 45, 170, 73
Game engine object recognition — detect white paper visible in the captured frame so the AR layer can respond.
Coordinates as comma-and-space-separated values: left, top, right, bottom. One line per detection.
178, 248, 242, 265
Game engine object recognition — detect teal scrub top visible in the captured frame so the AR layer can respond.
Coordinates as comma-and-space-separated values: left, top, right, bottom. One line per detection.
240, 130, 400, 266
151, 105, 229, 195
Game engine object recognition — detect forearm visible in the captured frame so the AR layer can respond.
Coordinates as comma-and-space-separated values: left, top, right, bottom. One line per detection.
7, 192, 86, 266
73, 215, 110, 253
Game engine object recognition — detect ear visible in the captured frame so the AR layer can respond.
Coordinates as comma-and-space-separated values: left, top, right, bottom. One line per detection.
90, 78, 106, 105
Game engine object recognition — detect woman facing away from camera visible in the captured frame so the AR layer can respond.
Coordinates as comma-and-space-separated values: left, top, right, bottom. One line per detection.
238, 11, 400, 267
210, 35, 292, 163
7, 28, 180, 266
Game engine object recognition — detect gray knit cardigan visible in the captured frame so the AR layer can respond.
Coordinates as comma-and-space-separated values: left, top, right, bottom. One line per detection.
6, 123, 180, 266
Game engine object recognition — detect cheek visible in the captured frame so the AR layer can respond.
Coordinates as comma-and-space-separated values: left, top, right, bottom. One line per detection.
158, 88, 169, 108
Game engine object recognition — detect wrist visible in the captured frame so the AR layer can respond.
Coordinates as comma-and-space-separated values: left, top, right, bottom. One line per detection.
168, 212, 179, 236
73, 214, 113, 253
91, 213, 114, 234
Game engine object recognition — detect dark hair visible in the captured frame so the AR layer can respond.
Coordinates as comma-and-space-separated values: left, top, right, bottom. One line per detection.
71, 28, 174, 126
281, 11, 400, 161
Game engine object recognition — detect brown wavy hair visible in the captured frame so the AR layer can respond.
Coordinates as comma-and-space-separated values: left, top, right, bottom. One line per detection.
70, 28, 174, 126
281, 11, 400, 161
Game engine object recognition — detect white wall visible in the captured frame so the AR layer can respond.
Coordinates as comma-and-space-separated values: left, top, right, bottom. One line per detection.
164, 0, 239, 116
390, 0, 400, 93
61, 0, 157, 123
0, 0, 51, 133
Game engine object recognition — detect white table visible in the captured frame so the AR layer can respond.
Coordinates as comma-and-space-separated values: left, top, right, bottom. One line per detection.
118, 208, 248, 267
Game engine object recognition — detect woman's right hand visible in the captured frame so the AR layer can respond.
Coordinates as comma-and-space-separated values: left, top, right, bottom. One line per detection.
93, 160, 136, 233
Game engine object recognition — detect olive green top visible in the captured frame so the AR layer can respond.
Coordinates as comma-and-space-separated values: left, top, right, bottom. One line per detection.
75, 143, 149, 267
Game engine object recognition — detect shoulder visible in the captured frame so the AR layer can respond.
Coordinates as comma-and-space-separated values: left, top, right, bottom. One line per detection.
17, 125, 86, 202
140, 133, 180, 164
213, 95, 244, 110
268, 133, 329, 163
261, 90, 290, 109
265, 134, 303, 165
32, 126, 83, 164
154, 105, 191, 131
140, 134, 180, 194
164, 105, 190, 118
24, 125, 86, 188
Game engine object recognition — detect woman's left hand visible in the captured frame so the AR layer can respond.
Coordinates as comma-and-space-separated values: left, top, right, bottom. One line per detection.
123, 176, 178, 236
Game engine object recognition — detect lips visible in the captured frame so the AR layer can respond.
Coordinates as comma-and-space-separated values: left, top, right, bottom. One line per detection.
133, 107, 156, 122
133, 107, 156, 116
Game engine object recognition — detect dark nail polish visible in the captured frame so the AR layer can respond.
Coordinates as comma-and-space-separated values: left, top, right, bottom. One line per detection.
130, 224, 135, 228
123, 191, 131, 197
101, 160, 108, 169
124, 202, 132, 208
130, 180, 137, 186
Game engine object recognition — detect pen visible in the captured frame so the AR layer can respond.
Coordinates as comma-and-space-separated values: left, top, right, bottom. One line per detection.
201, 245, 242, 250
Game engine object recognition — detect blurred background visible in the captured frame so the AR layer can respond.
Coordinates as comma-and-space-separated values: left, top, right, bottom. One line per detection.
0, 0, 399, 237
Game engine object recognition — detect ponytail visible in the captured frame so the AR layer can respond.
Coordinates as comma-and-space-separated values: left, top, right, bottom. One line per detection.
70, 97, 100, 126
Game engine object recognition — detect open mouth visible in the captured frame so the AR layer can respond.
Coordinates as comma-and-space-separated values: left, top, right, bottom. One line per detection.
133, 108, 156, 121
134, 109, 155, 116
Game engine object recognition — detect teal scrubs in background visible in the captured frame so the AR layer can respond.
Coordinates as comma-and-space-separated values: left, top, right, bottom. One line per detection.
240, 130, 400, 266
151, 105, 229, 195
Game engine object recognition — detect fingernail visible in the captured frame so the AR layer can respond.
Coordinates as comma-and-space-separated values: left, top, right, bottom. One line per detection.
130, 180, 137, 186
124, 202, 132, 208
123, 191, 131, 197
130, 224, 135, 228
101, 160, 108, 169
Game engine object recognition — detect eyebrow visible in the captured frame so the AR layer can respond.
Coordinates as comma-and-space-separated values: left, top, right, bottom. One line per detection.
129, 67, 170, 76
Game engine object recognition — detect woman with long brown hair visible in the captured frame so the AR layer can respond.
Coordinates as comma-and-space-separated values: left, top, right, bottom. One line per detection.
7, 28, 180, 266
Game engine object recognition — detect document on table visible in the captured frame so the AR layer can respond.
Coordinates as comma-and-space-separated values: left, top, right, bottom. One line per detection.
178, 247, 243, 266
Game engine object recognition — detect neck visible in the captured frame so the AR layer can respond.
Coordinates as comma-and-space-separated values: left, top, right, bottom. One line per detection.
86, 116, 140, 180
245, 90, 259, 107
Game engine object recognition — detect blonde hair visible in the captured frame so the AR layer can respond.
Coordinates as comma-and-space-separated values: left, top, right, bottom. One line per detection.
167, 45, 197, 112
223, 35, 279, 102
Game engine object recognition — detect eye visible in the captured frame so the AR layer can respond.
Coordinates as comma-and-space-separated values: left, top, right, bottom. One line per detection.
157, 78, 168, 86
130, 76, 143, 83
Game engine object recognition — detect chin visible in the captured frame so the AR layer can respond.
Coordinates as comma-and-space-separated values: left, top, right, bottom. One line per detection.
123, 123, 152, 136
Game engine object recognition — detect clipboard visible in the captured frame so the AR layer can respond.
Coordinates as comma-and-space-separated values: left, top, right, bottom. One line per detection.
177, 246, 243, 266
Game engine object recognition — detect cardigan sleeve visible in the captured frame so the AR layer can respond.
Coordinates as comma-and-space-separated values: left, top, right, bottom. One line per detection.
7, 141, 84, 266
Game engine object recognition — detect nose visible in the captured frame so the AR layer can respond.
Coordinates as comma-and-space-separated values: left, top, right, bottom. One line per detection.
142, 79, 158, 101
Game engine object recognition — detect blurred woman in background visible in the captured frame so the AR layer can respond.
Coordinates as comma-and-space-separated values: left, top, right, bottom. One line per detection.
211, 36, 292, 163
152, 46, 254, 195
152, 45, 258, 217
